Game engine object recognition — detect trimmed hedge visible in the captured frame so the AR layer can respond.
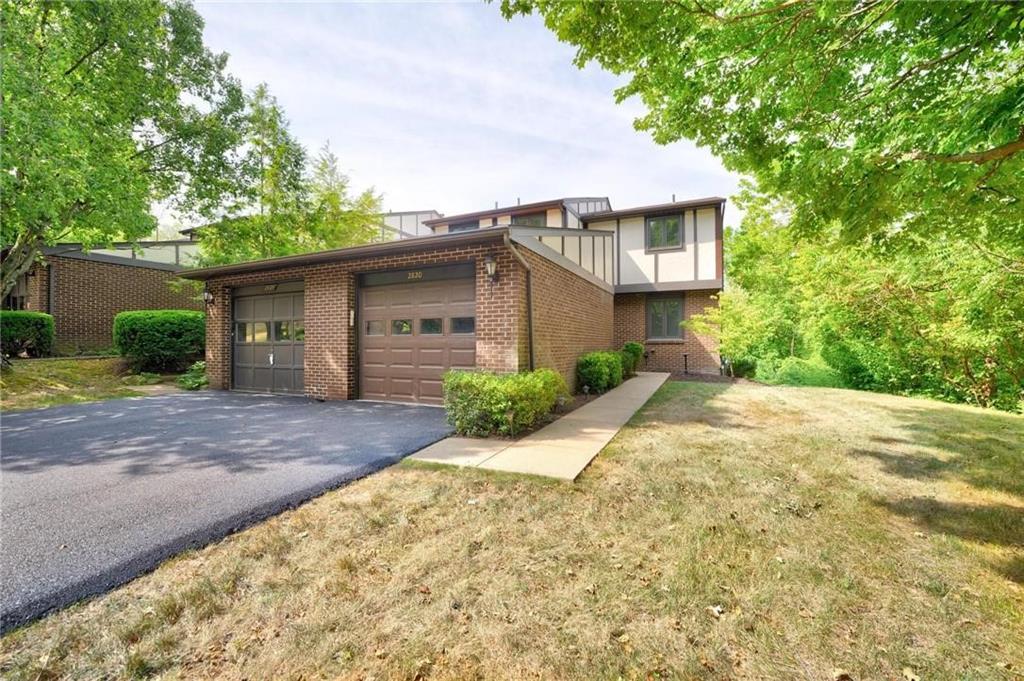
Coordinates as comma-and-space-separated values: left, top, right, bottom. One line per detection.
113, 310, 205, 372
0, 311, 54, 358
576, 351, 624, 394
443, 368, 570, 437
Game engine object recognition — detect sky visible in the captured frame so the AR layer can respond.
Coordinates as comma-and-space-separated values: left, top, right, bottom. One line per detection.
191, 1, 742, 226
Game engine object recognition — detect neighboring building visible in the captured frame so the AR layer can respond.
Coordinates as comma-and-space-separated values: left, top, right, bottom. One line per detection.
379, 210, 443, 240
179, 195, 724, 404
2, 242, 202, 352
181, 210, 444, 243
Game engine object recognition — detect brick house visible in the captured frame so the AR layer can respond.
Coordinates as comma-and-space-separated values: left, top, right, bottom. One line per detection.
179, 196, 724, 404
2, 242, 202, 352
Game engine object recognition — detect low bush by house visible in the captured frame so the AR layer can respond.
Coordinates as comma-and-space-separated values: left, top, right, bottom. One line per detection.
0, 311, 54, 358
443, 368, 569, 437
178, 360, 209, 391
576, 351, 624, 394
622, 341, 644, 373
113, 310, 205, 372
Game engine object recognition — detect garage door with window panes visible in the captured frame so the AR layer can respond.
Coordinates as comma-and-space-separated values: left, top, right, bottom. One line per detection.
232, 282, 304, 394
359, 264, 476, 404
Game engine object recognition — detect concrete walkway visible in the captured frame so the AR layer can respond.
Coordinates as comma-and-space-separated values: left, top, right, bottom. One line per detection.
410, 372, 670, 480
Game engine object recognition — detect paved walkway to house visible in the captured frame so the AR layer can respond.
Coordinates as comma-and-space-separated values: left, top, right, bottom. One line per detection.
411, 371, 670, 480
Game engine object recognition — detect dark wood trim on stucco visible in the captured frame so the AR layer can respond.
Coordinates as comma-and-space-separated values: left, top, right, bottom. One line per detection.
615, 279, 723, 294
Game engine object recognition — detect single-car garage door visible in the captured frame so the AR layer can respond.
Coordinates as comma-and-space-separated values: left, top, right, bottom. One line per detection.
233, 282, 304, 394
359, 264, 476, 404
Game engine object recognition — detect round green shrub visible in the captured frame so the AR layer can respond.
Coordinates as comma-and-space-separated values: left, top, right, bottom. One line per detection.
113, 310, 205, 372
623, 341, 644, 368
0, 311, 54, 358
576, 350, 625, 393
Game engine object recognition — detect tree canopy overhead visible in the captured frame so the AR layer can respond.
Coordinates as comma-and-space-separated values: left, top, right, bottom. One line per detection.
502, 0, 1024, 256
1, 0, 246, 296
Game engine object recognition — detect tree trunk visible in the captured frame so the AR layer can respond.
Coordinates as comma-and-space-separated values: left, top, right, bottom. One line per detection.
1, 230, 44, 300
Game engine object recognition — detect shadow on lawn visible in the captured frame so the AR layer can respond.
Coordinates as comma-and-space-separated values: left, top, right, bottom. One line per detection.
851, 401, 1024, 582
638, 378, 756, 431
854, 401, 1024, 499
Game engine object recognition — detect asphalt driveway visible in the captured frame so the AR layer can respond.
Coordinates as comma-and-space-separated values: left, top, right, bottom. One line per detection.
0, 392, 451, 632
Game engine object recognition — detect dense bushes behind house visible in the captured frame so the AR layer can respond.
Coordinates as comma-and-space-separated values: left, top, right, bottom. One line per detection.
113, 310, 205, 372
0, 311, 55, 358
443, 368, 569, 437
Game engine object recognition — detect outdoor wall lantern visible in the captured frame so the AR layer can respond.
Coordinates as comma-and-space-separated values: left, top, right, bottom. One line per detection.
484, 255, 498, 282
202, 289, 215, 305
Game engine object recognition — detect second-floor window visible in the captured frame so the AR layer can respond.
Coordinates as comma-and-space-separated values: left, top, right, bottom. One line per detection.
511, 212, 547, 227
646, 215, 683, 251
449, 221, 478, 233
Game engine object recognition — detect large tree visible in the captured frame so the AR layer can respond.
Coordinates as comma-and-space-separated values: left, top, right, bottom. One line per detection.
1, 0, 246, 297
502, 1, 1024, 257
195, 89, 383, 266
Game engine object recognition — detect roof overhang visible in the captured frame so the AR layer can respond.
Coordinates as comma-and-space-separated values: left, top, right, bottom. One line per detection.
582, 197, 726, 222
177, 227, 509, 281
422, 199, 567, 226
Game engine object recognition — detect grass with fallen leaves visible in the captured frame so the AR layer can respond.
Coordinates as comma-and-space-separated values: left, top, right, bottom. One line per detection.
0, 358, 171, 411
1, 380, 1021, 679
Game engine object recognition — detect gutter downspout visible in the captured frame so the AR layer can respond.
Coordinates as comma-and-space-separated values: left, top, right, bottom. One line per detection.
503, 231, 534, 371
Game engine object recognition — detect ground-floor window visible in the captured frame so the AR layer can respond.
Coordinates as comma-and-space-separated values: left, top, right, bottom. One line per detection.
646, 294, 684, 340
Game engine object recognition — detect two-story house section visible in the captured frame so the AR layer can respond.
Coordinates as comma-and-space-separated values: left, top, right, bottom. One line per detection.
181, 194, 723, 404
584, 197, 725, 374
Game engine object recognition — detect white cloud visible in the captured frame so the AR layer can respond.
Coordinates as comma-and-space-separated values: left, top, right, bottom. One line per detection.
193, 1, 743, 224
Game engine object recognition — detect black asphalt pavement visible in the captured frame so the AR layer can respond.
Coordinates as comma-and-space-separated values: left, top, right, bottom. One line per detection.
0, 392, 451, 632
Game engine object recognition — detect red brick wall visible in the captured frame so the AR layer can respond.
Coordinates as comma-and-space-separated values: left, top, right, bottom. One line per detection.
42, 256, 201, 351
201, 241, 525, 399
524, 248, 614, 391
614, 290, 721, 374
24, 263, 49, 313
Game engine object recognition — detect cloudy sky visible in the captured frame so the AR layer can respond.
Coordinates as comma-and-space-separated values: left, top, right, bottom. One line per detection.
194, 1, 742, 224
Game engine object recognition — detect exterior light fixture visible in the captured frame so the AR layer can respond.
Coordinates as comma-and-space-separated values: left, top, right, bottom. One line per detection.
484, 255, 498, 282
202, 289, 214, 305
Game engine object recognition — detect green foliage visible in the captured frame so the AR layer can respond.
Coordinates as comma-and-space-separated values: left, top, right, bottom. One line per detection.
502, 1, 1024, 263
178, 361, 208, 391
622, 342, 644, 373
686, 191, 1024, 412
576, 351, 624, 394
0, 311, 55, 358
113, 310, 205, 372
756, 356, 844, 389
442, 369, 569, 437
618, 350, 636, 378
2, 0, 246, 298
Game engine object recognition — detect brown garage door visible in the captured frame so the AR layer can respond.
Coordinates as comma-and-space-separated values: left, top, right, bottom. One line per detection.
233, 282, 304, 394
359, 268, 476, 404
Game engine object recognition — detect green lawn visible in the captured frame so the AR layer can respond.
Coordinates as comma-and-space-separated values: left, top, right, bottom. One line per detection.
1, 380, 1021, 679
0, 358, 174, 412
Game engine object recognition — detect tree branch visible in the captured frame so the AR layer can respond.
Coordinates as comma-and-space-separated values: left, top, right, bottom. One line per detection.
64, 37, 108, 76
907, 128, 1024, 165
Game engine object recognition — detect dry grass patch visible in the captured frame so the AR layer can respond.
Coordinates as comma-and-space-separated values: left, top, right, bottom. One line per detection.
1, 381, 1021, 679
0, 358, 170, 411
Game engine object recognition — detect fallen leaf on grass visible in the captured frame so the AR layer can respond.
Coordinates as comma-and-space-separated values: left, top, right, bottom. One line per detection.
707, 605, 724, 619
902, 668, 920, 681
831, 670, 854, 681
